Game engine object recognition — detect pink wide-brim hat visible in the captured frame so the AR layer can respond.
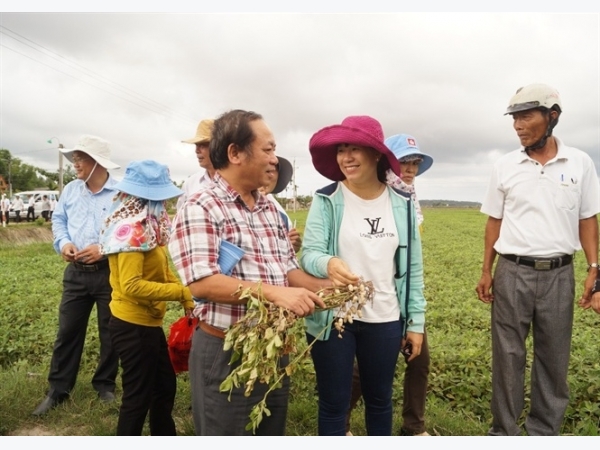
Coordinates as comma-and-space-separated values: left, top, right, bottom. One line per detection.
309, 115, 401, 181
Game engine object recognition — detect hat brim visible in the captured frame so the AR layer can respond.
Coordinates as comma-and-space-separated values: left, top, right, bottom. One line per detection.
112, 179, 183, 201
272, 157, 293, 194
309, 125, 401, 181
416, 154, 434, 175
61, 148, 120, 170
399, 153, 434, 176
181, 136, 210, 145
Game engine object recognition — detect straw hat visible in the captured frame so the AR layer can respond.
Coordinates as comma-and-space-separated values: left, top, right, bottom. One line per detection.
182, 119, 214, 144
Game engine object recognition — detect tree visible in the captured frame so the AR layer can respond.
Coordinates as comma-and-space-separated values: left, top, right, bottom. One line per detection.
0, 149, 58, 192
61, 165, 77, 186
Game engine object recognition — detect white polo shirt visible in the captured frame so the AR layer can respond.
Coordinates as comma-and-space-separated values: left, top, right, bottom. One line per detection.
175, 170, 213, 211
481, 136, 600, 257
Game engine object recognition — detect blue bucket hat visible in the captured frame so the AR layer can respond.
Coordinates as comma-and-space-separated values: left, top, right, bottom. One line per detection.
384, 134, 434, 176
114, 160, 183, 201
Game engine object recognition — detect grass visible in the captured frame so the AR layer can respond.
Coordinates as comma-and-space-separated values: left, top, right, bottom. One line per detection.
1, 208, 599, 436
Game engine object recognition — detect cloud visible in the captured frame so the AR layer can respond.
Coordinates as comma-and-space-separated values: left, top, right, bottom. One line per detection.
1, 12, 598, 202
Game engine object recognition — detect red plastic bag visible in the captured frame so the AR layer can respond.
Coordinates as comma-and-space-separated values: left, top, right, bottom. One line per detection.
168, 316, 198, 374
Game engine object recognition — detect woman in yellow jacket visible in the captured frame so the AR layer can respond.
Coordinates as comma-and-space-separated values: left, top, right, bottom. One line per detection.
99, 160, 194, 436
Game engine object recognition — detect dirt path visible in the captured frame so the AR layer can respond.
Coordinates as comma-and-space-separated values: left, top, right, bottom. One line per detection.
8, 426, 55, 436
0, 225, 53, 245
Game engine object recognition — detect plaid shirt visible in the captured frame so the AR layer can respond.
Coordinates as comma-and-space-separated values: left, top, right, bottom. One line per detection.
169, 173, 299, 329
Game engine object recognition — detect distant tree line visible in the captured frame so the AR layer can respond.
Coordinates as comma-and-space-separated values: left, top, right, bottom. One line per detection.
273, 194, 313, 210
420, 199, 481, 208
0, 148, 77, 194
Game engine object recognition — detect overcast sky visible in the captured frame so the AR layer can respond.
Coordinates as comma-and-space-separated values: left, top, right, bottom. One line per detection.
1, 9, 598, 201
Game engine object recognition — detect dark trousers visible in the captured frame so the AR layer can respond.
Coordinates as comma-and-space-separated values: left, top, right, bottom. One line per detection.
14, 211, 21, 223
189, 326, 290, 435
401, 329, 430, 433
42, 211, 49, 222
26, 206, 34, 221
109, 316, 176, 436
309, 320, 403, 436
46, 263, 118, 399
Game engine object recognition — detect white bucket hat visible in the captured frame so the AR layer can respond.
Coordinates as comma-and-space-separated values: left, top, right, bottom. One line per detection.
60, 135, 120, 170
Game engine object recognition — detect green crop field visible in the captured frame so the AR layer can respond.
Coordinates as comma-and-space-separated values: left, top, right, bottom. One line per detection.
1, 208, 599, 436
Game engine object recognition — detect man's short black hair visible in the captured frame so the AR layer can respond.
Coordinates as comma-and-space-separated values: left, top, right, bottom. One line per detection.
210, 109, 263, 170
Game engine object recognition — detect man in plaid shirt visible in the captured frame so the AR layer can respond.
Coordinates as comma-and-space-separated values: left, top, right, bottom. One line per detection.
169, 109, 327, 436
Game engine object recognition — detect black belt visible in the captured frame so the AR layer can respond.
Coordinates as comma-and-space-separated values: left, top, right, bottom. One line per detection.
501, 254, 573, 270
72, 259, 109, 272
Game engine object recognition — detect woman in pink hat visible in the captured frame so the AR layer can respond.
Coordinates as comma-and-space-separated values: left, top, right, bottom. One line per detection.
301, 116, 426, 435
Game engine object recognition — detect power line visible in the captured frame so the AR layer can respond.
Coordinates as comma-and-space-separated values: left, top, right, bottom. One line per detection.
0, 25, 198, 125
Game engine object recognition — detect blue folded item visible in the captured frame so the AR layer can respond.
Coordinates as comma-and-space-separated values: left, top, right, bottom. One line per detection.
193, 240, 244, 305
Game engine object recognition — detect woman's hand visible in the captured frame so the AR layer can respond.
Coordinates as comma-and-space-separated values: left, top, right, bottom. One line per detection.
327, 257, 360, 286
402, 331, 423, 362
288, 228, 302, 253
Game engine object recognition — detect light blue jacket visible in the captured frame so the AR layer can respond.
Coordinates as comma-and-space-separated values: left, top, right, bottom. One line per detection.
300, 182, 426, 341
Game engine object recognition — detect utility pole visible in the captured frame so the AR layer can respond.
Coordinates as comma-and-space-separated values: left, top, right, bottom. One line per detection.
58, 144, 64, 193
8, 157, 12, 197
293, 158, 297, 213
48, 138, 64, 194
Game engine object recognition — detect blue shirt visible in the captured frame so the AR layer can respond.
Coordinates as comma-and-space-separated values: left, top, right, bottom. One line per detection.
52, 175, 118, 253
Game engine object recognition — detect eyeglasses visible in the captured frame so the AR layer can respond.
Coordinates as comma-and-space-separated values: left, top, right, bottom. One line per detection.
72, 156, 90, 164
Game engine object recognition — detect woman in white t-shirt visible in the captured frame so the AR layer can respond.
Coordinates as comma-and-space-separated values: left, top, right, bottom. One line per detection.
300, 116, 426, 436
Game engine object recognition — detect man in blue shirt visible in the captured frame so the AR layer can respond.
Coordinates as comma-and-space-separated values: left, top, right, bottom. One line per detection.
33, 135, 121, 416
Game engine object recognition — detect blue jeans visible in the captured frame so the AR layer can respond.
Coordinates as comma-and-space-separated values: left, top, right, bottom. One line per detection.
307, 319, 403, 435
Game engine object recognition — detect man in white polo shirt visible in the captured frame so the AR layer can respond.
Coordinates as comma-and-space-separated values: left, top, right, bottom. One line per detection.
176, 119, 214, 211
476, 83, 600, 435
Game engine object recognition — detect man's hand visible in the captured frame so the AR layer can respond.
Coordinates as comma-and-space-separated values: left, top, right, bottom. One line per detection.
579, 274, 600, 314
476, 272, 494, 303
267, 286, 326, 317
402, 332, 423, 362
74, 244, 103, 264
327, 257, 360, 287
587, 293, 600, 314
581, 269, 597, 303
288, 228, 302, 253
61, 243, 78, 262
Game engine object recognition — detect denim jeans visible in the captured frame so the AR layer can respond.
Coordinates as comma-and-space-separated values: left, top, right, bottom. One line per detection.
308, 319, 402, 435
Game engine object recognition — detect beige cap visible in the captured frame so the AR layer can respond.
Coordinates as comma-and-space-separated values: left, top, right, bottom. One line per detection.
182, 119, 214, 144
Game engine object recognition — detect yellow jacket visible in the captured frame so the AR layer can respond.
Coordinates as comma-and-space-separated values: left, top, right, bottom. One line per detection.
108, 246, 194, 327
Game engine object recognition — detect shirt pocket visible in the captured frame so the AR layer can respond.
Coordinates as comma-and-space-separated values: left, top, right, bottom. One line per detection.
552, 181, 580, 211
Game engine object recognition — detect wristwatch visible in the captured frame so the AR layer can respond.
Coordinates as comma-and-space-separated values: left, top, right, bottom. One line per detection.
587, 262, 599, 271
